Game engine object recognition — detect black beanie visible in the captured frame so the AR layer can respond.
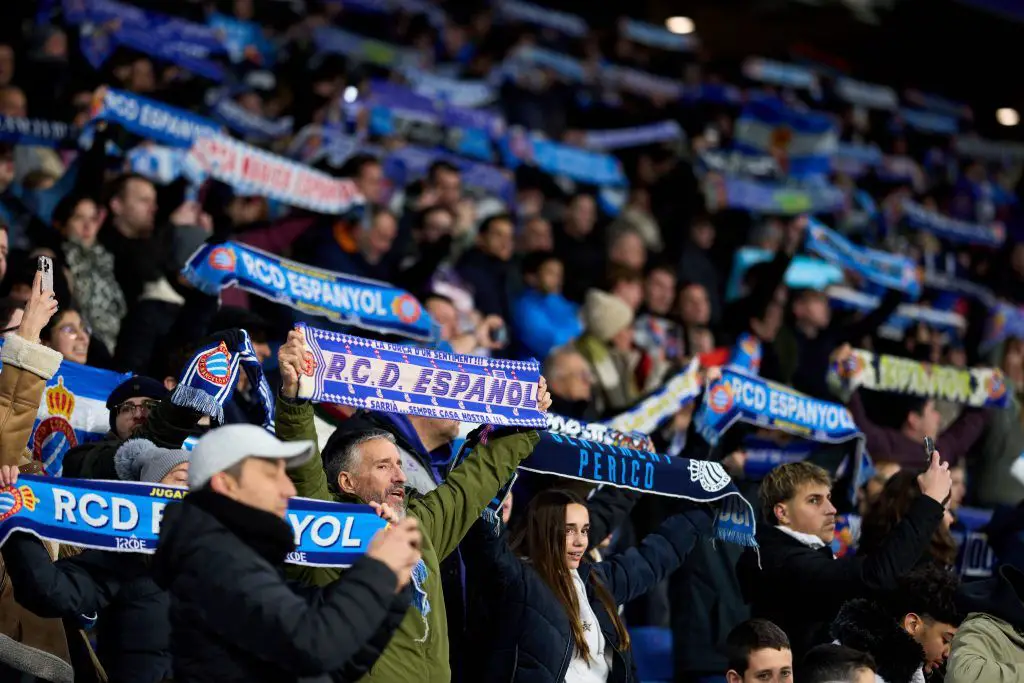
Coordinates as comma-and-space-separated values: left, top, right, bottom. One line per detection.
106, 376, 169, 431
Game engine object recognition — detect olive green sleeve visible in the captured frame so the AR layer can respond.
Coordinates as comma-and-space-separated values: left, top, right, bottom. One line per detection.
409, 430, 539, 562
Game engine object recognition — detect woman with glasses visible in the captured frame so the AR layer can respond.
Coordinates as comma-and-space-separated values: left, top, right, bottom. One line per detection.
462, 488, 713, 683
40, 306, 90, 365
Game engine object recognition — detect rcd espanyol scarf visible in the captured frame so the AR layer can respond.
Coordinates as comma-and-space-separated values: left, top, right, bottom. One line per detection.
0, 476, 385, 568
172, 329, 274, 428
295, 326, 547, 428
696, 368, 867, 502
805, 218, 921, 297
828, 348, 1010, 409
183, 241, 436, 341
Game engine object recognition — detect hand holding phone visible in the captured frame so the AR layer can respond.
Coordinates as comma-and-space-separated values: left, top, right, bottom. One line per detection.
37, 256, 53, 294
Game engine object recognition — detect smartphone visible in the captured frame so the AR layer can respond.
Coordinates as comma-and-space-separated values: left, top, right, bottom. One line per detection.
490, 324, 508, 346
924, 436, 935, 464
37, 256, 53, 294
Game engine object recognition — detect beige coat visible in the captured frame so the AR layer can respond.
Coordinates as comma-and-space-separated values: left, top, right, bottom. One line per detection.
946, 612, 1024, 683
0, 333, 73, 682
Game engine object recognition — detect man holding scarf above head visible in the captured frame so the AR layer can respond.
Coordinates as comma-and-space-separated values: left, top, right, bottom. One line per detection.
274, 327, 551, 683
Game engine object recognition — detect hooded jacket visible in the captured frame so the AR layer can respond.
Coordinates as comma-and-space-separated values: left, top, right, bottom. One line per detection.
947, 565, 1024, 683
275, 398, 539, 683
831, 599, 925, 683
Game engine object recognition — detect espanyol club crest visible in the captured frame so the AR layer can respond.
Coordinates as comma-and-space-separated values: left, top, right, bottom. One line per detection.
33, 378, 79, 475
0, 484, 38, 523
708, 383, 734, 414
986, 371, 1008, 403
208, 246, 236, 271
391, 294, 422, 325
836, 353, 865, 380
198, 342, 232, 386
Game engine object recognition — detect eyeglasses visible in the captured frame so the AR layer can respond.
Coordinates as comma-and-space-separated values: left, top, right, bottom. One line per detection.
115, 399, 160, 417
58, 322, 91, 339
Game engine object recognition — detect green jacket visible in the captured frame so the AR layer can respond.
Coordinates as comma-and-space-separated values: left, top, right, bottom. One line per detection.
947, 612, 1024, 683
275, 399, 539, 683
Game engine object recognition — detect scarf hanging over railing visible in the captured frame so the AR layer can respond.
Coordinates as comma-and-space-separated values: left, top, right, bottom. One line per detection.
0, 476, 385, 568
0, 115, 79, 148
603, 357, 702, 435
295, 326, 547, 427
182, 134, 364, 215
89, 87, 224, 149
696, 368, 866, 501
900, 199, 1005, 248
828, 348, 1010, 409
183, 241, 436, 341
0, 337, 130, 475
806, 219, 921, 297
171, 329, 274, 428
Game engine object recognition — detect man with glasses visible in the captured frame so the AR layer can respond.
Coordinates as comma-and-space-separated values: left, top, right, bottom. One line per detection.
62, 375, 168, 478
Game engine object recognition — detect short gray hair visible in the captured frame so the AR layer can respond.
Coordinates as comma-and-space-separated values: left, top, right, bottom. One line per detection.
323, 428, 397, 492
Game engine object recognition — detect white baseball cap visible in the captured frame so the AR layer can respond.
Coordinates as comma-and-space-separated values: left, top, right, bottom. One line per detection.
188, 424, 315, 491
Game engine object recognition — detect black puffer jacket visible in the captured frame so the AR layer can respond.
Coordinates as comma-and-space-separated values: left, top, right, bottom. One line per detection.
831, 599, 925, 683
462, 507, 712, 683
2, 533, 171, 682
152, 489, 411, 683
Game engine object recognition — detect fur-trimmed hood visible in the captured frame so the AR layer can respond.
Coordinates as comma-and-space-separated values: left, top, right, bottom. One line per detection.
831, 599, 924, 683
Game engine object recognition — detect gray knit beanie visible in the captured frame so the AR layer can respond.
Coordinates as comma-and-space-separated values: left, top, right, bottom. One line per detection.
114, 438, 190, 483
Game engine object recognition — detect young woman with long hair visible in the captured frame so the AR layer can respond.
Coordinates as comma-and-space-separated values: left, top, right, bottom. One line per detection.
463, 488, 712, 682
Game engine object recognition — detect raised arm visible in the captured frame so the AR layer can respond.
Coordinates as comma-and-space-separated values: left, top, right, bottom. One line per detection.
596, 507, 712, 605
409, 428, 540, 562
1, 533, 126, 619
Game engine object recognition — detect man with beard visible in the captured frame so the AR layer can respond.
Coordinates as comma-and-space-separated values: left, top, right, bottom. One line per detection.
831, 563, 962, 682
274, 326, 550, 683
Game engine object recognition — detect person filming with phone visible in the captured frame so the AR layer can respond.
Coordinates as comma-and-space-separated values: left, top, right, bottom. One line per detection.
737, 448, 953, 660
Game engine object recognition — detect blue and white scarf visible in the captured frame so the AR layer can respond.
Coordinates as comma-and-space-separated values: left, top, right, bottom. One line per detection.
172, 330, 274, 428
983, 302, 1024, 351
696, 369, 866, 502
182, 135, 364, 215
0, 115, 78, 148
603, 358, 702, 435
901, 199, 1005, 248
494, 0, 588, 37
0, 476, 384, 568
183, 241, 435, 341
546, 413, 652, 452
728, 333, 763, 375
295, 326, 547, 428
89, 88, 224, 149
805, 218, 921, 297
581, 121, 684, 152
500, 130, 627, 189
828, 348, 1010, 409
827, 286, 966, 338
313, 26, 419, 69
206, 88, 293, 142
619, 18, 698, 52
705, 175, 846, 215
401, 68, 496, 108
455, 426, 757, 547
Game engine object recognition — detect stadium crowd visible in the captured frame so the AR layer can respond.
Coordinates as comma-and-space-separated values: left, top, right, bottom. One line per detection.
0, 1, 1024, 682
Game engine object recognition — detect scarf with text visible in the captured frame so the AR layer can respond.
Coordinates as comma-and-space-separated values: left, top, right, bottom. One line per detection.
696, 369, 866, 501
901, 199, 1005, 248
0, 476, 384, 567
454, 426, 756, 547
295, 326, 547, 427
603, 357, 702, 435
0, 115, 79, 148
183, 135, 364, 215
183, 241, 435, 341
828, 348, 1009, 409
89, 87, 224, 149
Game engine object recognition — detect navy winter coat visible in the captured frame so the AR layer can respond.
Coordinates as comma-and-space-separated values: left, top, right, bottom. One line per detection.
462, 507, 712, 683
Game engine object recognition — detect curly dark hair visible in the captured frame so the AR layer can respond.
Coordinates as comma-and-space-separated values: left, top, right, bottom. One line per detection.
887, 563, 963, 627
858, 470, 958, 567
